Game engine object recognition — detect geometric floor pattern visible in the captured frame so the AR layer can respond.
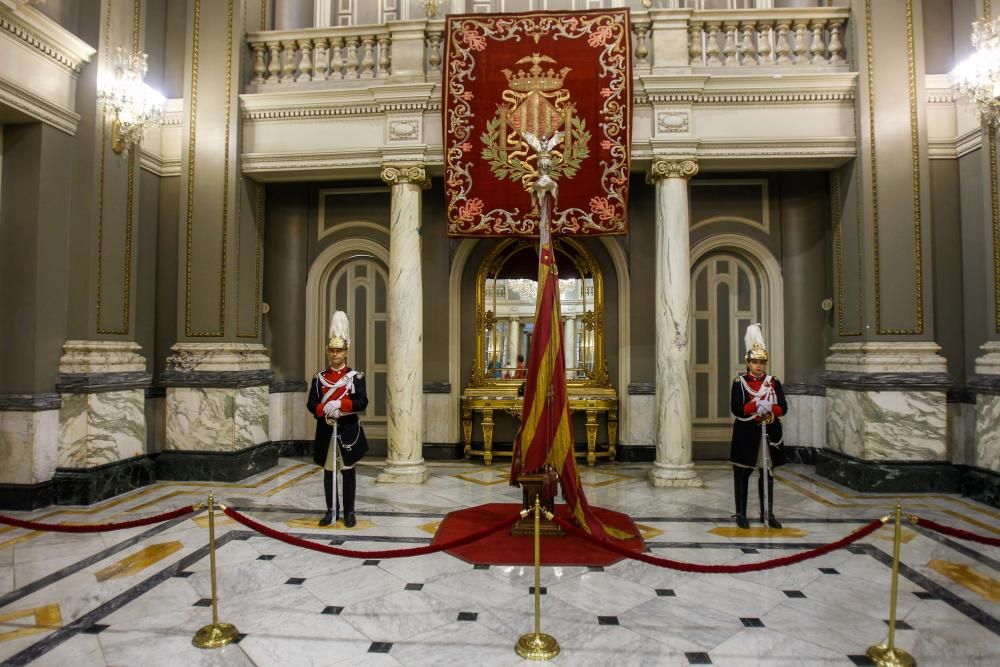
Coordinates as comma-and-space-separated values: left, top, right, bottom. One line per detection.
0, 459, 997, 666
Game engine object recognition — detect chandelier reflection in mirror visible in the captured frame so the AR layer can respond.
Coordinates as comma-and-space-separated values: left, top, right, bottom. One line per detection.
98, 47, 166, 155
954, 14, 1000, 127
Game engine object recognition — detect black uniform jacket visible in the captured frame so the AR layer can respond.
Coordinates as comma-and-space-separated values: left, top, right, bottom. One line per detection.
729, 373, 787, 468
307, 367, 369, 467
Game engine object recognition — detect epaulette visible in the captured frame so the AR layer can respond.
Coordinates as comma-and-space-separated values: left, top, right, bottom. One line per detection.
355, 371, 365, 379
733, 375, 741, 383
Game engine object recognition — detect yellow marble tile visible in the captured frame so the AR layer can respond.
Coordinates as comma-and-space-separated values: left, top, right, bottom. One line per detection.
928, 559, 1000, 602
285, 517, 375, 531
0, 604, 61, 643
192, 515, 236, 529
95, 541, 184, 582
710, 526, 809, 538
418, 521, 441, 535
872, 526, 917, 544
633, 523, 663, 540
453, 469, 510, 485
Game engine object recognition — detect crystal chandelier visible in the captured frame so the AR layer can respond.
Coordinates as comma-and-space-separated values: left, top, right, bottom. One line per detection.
98, 47, 166, 155
954, 14, 1000, 127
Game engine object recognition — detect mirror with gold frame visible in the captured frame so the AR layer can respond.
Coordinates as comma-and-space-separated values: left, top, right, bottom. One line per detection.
469, 237, 611, 389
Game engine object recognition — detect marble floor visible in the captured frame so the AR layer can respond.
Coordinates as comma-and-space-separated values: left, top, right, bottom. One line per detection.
0, 459, 997, 666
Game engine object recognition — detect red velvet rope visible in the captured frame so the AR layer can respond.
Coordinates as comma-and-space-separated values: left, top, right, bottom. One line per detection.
912, 516, 1000, 547
223, 506, 520, 559
550, 514, 885, 573
0, 505, 197, 533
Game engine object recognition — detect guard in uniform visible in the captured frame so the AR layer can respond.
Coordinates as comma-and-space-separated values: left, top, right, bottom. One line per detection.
307, 311, 369, 527
730, 323, 787, 530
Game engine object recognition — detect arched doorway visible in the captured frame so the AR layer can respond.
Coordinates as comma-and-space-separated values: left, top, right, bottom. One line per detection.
689, 235, 784, 452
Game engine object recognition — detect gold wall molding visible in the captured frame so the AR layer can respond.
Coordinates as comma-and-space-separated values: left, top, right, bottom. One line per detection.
183, 0, 235, 337
864, 0, 924, 336
646, 158, 699, 181
380, 164, 430, 188
991, 129, 1000, 333
237, 181, 264, 339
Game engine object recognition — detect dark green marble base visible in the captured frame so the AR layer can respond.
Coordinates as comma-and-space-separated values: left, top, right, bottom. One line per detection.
960, 466, 1000, 508
615, 445, 656, 463
782, 446, 819, 465
816, 449, 962, 494
422, 443, 463, 460
272, 440, 312, 458
0, 481, 53, 510
155, 442, 278, 482
52, 456, 156, 506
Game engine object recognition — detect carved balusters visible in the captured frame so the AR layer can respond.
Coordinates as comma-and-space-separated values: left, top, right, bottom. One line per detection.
809, 21, 827, 64
689, 23, 703, 66
344, 36, 359, 80
427, 30, 443, 73
251, 42, 266, 83
298, 39, 313, 81
266, 41, 281, 83
377, 35, 391, 78
757, 21, 773, 65
828, 19, 845, 65
739, 21, 757, 66
280, 40, 296, 82
774, 22, 792, 64
330, 37, 344, 80
360, 35, 375, 79
705, 23, 722, 66
313, 38, 329, 81
722, 23, 738, 65
633, 21, 650, 66
792, 21, 809, 65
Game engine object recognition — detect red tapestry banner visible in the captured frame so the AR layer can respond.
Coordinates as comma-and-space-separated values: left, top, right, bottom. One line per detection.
443, 10, 632, 237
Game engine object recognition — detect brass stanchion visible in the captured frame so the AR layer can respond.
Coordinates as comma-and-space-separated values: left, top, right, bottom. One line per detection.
866, 502, 915, 667
515, 494, 560, 660
193, 491, 239, 649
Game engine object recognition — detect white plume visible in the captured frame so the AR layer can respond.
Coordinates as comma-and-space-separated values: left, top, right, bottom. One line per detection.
328, 310, 350, 347
744, 323, 766, 355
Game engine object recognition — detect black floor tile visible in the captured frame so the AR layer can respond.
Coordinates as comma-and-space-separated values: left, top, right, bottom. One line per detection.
848, 655, 875, 666
82, 624, 109, 634
740, 618, 764, 627
363, 559, 380, 566
685, 652, 713, 665
173, 571, 194, 578
741, 547, 759, 554
369, 642, 393, 653
405, 583, 424, 591
257, 554, 276, 561
458, 612, 478, 621
286, 577, 306, 585
655, 589, 676, 597
597, 616, 619, 625
885, 619, 913, 630
193, 598, 212, 607
783, 590, 806, 598
819, 567, 839, 574
913, 591, 937, 600
588, 566, 605, 572
474, 564, 490, 570
233, 633, 247, 644
328, 538, 344, 546
528, 586, 547, 595
321, 606, 344, 615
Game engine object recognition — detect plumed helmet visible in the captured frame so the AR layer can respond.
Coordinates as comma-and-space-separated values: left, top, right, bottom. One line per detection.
744, 323, 768, 362
327, 311, 350, 350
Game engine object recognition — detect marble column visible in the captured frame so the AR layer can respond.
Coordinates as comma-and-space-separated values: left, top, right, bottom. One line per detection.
564, 317, 576, 378
508, 317, 520, 369
647, 159, 702, 487
377, 165, 429, 484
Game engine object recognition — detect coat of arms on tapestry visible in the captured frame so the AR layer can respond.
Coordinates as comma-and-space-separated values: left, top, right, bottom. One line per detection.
443, 9, 632, 237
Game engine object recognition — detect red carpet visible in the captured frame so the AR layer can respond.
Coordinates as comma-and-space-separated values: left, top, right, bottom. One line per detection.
433, 503, 645, 567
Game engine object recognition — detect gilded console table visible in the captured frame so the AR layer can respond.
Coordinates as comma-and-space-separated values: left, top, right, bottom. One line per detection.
460, 392, 618, 466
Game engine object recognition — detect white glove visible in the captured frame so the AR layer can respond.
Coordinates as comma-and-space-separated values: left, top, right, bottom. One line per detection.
756, 399, 772, 414
323, 400, 342, 417
328, 409, 342, 420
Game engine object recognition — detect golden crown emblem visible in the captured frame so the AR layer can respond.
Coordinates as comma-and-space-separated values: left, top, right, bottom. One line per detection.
502, 54, 570, 93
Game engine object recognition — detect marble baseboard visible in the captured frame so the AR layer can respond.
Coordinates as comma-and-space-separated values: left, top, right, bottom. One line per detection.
424, 393, 456, 444
58, 389, 146, 468
154, 441, 278, 482
165, 385, 269, 452
785, 394, 826, 449
0, 480, 53, 510
51, 455, 155, 505
615, 445, 656, 462
0, 408, 58, 485
825, 387, 947, 461
975, 393, 1000, 472
268, 390, 311, 442
815, 449, 961, 494
782, 445, 820, 465
272, 440, 312, 458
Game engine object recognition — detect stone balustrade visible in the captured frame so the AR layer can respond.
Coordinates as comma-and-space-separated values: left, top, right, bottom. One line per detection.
244, 7, 849, 89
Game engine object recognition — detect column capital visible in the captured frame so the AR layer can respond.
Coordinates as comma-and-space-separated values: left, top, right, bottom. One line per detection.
381, 163, 431, 189
646, 158, 699, 183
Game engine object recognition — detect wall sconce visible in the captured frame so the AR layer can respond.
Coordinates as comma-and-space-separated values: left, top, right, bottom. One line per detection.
98, 46, 165, 155
953, 14, 1000, 128
422, 0, 438, 18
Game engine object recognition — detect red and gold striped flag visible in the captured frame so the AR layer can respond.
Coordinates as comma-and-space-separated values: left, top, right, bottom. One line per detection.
510, 231, 627, 540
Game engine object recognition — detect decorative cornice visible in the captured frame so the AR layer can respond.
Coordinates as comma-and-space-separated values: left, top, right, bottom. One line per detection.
0, 393, 61, 411
160, 369, 274, 388
647, 158, 698, 181
0, 76, 80, 134
0, 3, 95, 73
380, 163, 430, 189
56, 372, 153, 394
822, 371, 951, 391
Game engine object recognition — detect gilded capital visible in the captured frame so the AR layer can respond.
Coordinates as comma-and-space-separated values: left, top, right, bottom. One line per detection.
646, 159, 699, 183
381, 164, 431, 189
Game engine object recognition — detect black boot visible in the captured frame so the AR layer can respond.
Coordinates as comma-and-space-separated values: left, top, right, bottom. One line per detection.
319, 470, 336, 527
342, 467, 357, 528
733, 467, 751, 529
758, 471, 782, 529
